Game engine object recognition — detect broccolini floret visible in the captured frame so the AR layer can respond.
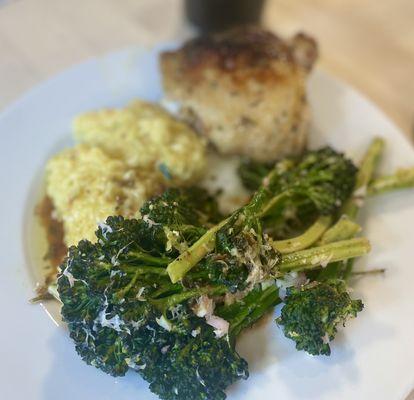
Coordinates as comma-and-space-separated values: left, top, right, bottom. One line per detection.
57, 211, 275, 400
56, 147, 378, 400
168, 147, 358, 283
137, 187, 222, 254
58, 199, 369, 398
238, 147, 357, 214
238, 158, 277, 191
276, 280, 364, 355
141, 324, 249, 400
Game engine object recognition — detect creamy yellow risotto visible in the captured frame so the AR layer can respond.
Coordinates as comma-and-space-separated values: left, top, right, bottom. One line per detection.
46, 100, 207, 246
74, 100, 206, 184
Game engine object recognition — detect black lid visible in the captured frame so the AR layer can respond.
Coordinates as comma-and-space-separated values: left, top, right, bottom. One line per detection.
185, 0, 266, 33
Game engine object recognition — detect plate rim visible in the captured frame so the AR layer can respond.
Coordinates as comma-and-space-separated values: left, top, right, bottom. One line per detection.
1, 43, 413, 400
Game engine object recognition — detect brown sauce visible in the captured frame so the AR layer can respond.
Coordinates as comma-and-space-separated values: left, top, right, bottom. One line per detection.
249, 308, 275, 330
35, 196, 67, 285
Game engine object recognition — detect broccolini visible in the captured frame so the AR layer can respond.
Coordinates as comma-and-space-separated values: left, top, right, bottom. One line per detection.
277, 280, 364, 355
56, 141, 414, 400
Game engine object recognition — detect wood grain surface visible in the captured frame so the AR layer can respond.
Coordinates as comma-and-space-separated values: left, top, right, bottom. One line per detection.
1, 0, 413, 138
263, 0, 414, 139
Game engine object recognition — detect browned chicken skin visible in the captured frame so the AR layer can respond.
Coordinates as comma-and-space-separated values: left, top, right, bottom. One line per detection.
160, 26, 318, 162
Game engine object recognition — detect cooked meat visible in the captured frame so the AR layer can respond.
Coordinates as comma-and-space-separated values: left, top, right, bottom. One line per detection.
160, 26, 318, 162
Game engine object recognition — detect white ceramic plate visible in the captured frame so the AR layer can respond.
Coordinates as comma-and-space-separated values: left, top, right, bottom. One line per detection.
1, 44, 414, 400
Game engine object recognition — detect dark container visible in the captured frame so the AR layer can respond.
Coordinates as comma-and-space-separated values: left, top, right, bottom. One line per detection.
185, 0, 266, 33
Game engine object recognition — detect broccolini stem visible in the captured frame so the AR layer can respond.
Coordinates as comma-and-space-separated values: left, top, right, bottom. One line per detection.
342, 137, 385, 218
167, 162, 296, 283
339, 138, 383, 277
30, 283, 61, 303
279, 238, 371, 272
113, 269, 142, 301
119, 265, 169, 276
367, 167, 414, 195
229, 285, 280, 338
271, 215, 332, 254
218, 289, 263, 327
318, 215, 361, 245
150, 284, 228, 311
259, 192, 289, 217
127, 251, 172, 266
355, 138, 385, 187
351, 268, 385, 276
244, 160, 294, 217
320, 138, 384, 246
167, 218, 229, 283
47, 282, 60, 300
114, 266, 172, 301
150, 283, 183, 298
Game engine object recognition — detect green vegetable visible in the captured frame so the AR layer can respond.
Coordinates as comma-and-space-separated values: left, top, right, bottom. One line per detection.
166, 218, 229, 284
57, 200, 284, 400
238, 147, 358, 215
368, 167, 414, 195
271, 215, 332, 253
279, 238, 370, 272
260, 147, 357, 217
341, 137, 385, 218
238, 158, 278, 191
217, 285, 281, 339
168, 147, 358, 283
318, 215, 361, 245
277, 280, 364, 355
58, 220, 248, 400
137, 187, 222, 254
310, 138, 384, 246
56, 146, 388, 400
317, 138, 384, 279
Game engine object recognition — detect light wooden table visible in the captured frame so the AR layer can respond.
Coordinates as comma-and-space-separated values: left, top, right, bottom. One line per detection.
263, 0, 414, 138
0, 0, 413, 398
0, 0, 413, 138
